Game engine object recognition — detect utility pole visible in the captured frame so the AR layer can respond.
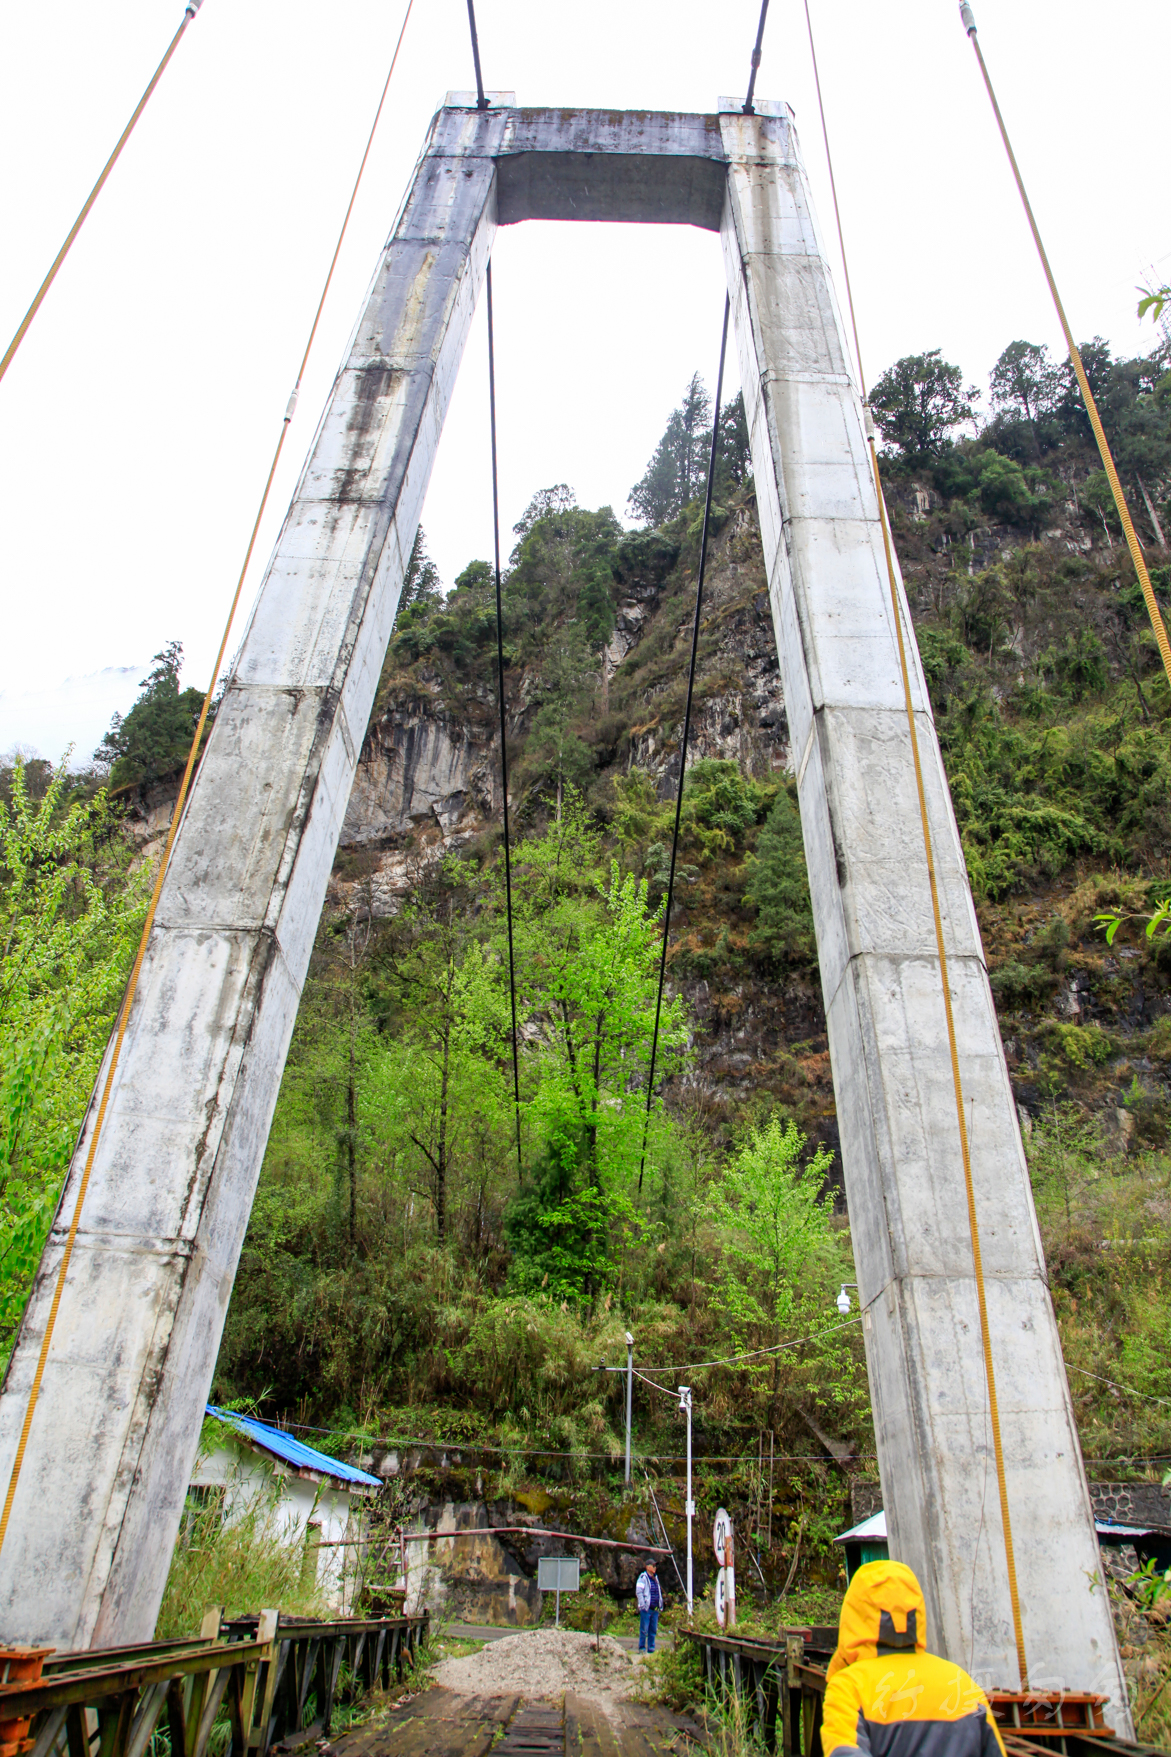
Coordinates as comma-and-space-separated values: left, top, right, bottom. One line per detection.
624, 1331, 634, 1486
680, 1384, 694, 1618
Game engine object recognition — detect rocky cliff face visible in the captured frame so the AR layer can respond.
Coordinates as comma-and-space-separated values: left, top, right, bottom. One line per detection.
332, 497, 788, 909
342, 700, 498, 849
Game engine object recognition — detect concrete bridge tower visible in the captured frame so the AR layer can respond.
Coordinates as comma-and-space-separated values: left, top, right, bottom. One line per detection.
0, 96, 1130, 1728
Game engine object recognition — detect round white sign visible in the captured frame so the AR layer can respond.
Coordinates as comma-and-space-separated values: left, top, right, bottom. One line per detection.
714, 1566, 728, 1628
713, 1507, 732, 1566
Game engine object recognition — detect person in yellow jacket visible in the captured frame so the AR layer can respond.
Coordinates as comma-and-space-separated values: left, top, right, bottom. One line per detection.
821, 1560, 1007, 1757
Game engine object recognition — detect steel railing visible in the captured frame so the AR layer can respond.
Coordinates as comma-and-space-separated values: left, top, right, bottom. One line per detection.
1, 1609, 428, 1757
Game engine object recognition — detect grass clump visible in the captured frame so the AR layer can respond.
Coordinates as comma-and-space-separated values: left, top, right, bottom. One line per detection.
155, 1496, 330, 1640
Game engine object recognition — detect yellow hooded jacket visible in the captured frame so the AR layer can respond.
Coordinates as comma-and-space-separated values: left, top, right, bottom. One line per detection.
821, 1562, 1007, 1757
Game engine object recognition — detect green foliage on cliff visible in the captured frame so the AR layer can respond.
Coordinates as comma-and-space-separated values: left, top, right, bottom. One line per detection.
216, 774, 858, 1446
0, 761, 148, 1362
743, 789, 815, 969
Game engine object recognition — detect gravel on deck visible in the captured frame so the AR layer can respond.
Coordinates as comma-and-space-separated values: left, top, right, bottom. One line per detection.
431, 1629, 641, 1715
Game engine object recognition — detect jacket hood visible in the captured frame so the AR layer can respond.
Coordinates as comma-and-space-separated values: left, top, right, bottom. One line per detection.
827, 1560, 927, 1678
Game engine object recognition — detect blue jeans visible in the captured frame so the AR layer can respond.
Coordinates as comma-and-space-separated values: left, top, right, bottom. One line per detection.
638, 1607, 659, 1652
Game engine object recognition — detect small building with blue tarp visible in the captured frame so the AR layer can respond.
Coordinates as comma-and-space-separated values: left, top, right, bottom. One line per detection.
189, 1405, 381, 1610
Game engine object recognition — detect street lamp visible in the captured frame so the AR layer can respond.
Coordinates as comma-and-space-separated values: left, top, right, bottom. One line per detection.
836, 1282, 857, 1316
679, 1385, 694, 1618
625, 1332, 634, 1486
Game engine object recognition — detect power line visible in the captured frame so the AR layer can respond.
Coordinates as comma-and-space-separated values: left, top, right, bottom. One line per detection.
634, 1311, 863, 1375
258, 1418, 875, 1466
1067, 1364, 1171, 1410
637, 296, 731, 1194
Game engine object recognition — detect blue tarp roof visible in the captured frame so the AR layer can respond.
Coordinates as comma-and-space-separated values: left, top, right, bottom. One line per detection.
206, 1405, 381, 1489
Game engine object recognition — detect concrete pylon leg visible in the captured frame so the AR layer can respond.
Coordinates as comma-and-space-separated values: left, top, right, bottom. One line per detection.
0, 103, 509, 1649
719, 108, 1129, 1725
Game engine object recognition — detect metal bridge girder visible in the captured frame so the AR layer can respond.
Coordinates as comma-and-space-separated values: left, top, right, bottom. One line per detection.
0, 100, 1129, 1728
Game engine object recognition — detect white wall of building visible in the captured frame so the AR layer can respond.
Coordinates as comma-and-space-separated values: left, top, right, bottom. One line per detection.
191, 1436, 365, 1610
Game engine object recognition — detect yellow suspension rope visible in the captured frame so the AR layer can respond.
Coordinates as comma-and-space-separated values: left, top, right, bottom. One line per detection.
0, 0, 416, 1563
802, 0, 1028, 1686
960, 0, 1171, 690
0, 3, 205, 390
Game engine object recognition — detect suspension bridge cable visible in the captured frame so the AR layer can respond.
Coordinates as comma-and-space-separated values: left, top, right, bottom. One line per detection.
0, 0, 418, 1563
742, 0, 772, 115
800, 0, 1027, 1687
958, 2, 1171, 690
636, 11, 783, 1195
800, 0, 864, 395
461, 0, 521, 1172
465, 0, 488, 108
0, 1, 205, 390
636, 297, 731, 1196
486, 263, 524, 1178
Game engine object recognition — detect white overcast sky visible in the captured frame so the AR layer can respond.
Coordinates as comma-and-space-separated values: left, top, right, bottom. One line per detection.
1, 0, 1168, 760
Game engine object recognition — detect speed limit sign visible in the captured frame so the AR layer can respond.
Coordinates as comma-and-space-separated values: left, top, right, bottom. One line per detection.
713, 1507, 732, 1565
714, 1566, 729, 1628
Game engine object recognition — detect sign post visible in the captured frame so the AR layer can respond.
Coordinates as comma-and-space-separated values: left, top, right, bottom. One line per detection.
713, 1508, 736, 1630
679, 1386, 694, 1618
537, 1556, 581, 1628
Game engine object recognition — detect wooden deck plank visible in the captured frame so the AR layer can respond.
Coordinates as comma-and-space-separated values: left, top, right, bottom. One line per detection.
329, 1685, 517, 1757
565, 1693, 622, 1757
334, 1684, 704, 1757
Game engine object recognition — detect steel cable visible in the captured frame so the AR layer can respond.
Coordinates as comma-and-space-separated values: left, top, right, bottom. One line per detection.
0, 0, 418, 1562
461, 0, 522, 1175
637, 297, 731, 1195
959, 2, 1171, 686
465, 0, 489, 108
742, 0, 772, 115
486, 263, 524, 1178
0, 2, 205, 389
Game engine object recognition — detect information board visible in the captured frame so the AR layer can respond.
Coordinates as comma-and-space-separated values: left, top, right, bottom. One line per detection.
537, 1556, 581, 1593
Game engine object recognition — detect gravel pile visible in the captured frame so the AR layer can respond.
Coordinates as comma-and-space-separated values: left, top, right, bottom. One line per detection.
431, 1628, 639, 1712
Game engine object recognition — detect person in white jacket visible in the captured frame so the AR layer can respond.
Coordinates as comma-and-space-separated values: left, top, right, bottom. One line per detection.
635, 1558, 663, 1652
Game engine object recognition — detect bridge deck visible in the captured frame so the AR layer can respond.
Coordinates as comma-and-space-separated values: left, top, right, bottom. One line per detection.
329, 1686, 704, 1757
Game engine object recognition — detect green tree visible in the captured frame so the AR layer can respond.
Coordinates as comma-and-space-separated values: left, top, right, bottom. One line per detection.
513, 484, 578, 545
523, 625, 598, 818
505, 801, 687, 1295
706, 1114, 836, 1425
627, 375, 714, 525
375, 868, 513, 1243
976, 451, 1052, 532
716, 392, 753, 495
869, 350, 979, 460
0, 761, 149, 1361
989, 341, 1059, 424
680, 758, 772, 861
94, 642, 210, 790
400, 526, 442, 610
